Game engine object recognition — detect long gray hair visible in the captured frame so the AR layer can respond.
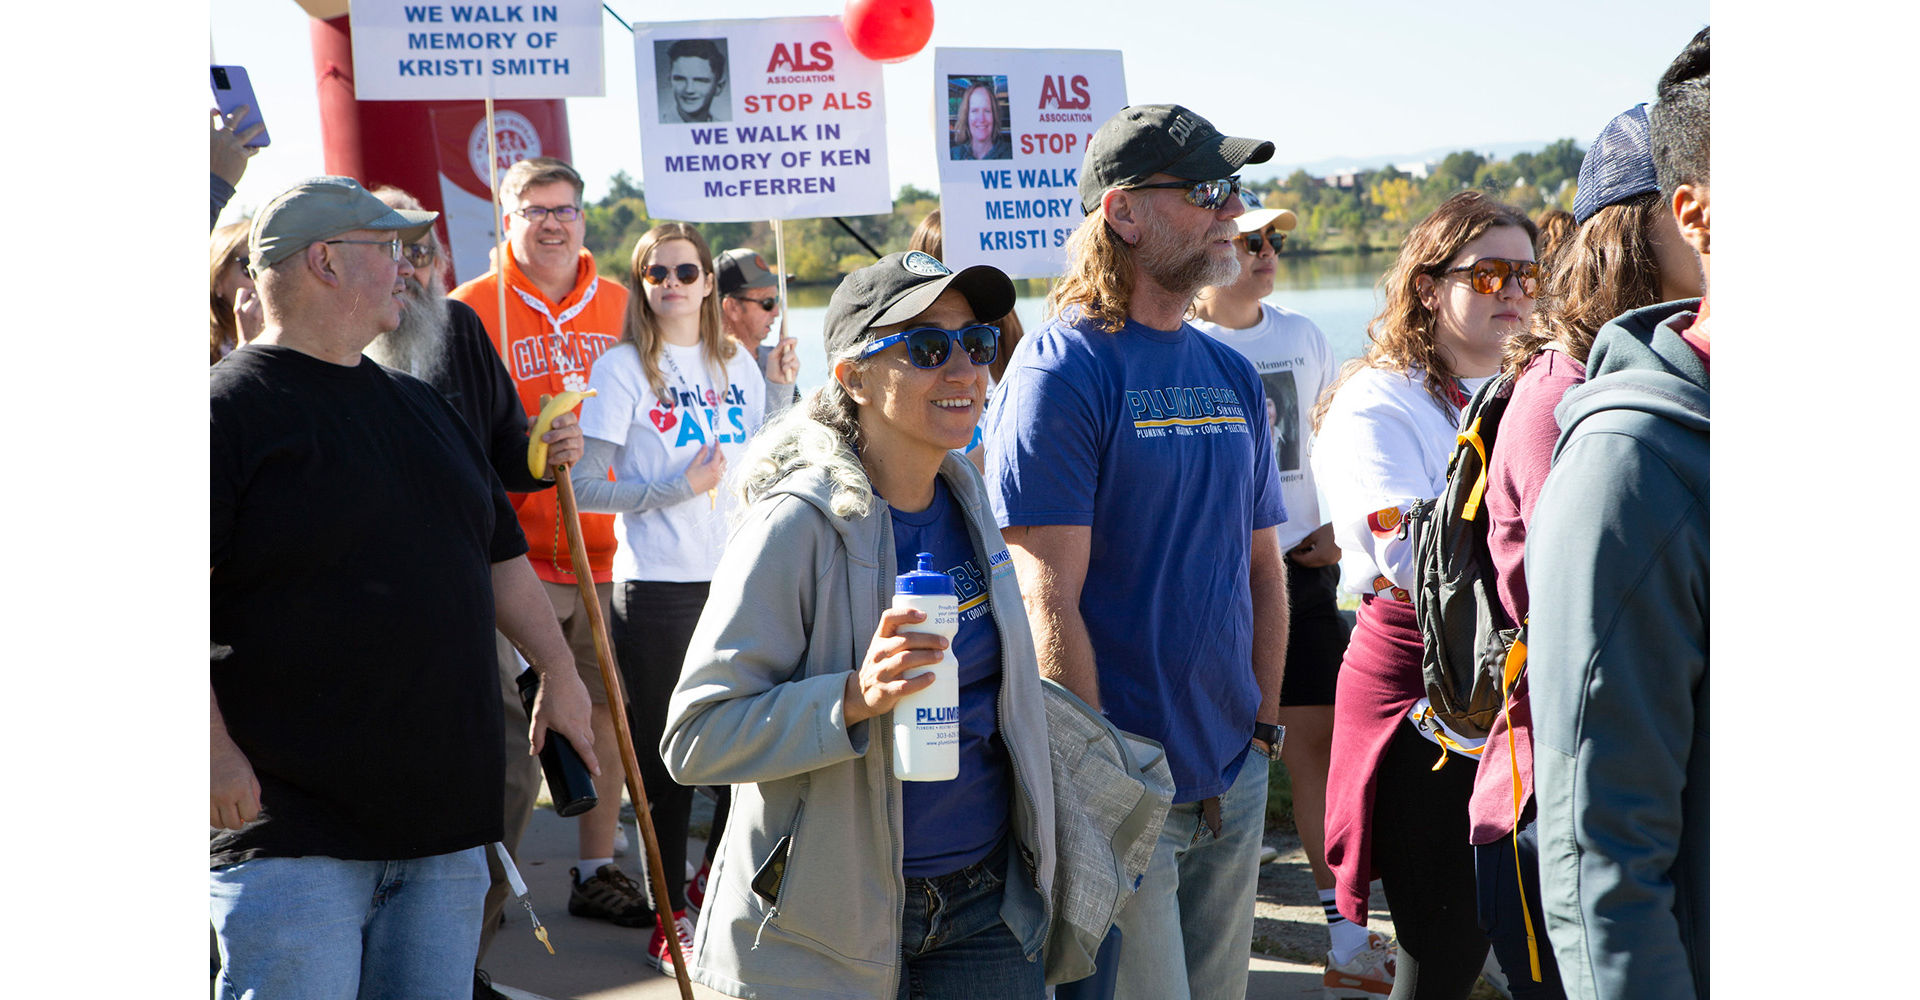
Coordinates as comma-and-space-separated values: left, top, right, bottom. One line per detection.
731, 347, 876, 519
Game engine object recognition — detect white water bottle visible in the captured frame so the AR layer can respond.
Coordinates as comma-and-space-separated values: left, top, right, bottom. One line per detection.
891, 552, 960, 781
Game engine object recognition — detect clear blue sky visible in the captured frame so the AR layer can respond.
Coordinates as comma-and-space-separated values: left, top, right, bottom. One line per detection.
210, 0, 1707, 223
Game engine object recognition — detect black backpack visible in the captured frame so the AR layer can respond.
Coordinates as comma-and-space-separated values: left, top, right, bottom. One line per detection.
1404, 369, 1528, 741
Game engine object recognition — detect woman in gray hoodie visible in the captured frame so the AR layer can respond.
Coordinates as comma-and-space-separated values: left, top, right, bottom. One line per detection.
661, 251, 1056, 1000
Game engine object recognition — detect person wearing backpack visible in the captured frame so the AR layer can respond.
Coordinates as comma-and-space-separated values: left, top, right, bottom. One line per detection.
1465, 104, 1704, 1000
1311, 192, 1538, 1000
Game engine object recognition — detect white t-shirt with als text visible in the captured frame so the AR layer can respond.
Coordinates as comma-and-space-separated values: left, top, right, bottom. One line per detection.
581, 339, 766, 582
1191, 302, 1336, 551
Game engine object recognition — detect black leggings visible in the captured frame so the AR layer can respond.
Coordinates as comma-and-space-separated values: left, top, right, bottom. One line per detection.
1369, 721, 1490, 1000
612, 579, 710, 914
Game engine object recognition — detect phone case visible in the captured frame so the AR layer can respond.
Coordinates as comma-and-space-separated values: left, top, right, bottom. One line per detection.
211, 65, 271, 149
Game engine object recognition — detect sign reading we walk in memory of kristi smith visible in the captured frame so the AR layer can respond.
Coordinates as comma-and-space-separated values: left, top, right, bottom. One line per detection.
348, 0, 606, 99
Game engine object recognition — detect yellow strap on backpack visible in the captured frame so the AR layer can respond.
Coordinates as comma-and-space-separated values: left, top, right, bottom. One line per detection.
1457, 420, 1491, 521
1503, 632, 1543, 982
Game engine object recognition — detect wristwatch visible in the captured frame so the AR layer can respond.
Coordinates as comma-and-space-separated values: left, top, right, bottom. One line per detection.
1251, 722, 1285, 760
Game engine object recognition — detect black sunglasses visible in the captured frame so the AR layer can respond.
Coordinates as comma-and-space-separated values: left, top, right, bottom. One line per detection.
1128, 175, 1243, 211
403, 242, 437, 269
858, 324, 1000, 369
731, 295, 779, 312
642, 263, 704, 286
1239, 231, 1285, 255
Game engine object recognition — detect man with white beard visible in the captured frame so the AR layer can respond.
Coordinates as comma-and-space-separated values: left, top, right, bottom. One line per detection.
982, 105, 1290, 1000
369, 187, 585, 998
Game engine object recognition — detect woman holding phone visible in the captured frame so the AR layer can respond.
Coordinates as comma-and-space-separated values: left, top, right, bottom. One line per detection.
1312, 191, 1539, 1000
570, 222, 782, 974
657, 251, 1055, 1000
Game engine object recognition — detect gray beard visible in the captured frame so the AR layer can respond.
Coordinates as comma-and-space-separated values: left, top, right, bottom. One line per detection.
1135, 211, 1241, 300
366, 282, 452, 382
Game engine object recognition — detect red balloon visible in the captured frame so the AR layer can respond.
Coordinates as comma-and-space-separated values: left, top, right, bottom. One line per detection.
843, 0, 935, 63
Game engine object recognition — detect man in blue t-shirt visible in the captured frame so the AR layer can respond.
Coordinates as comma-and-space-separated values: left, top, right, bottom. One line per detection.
984, 105, 1290, 1000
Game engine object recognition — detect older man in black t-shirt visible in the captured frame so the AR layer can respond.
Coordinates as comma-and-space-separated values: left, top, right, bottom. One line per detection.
209, 176, 600, 1000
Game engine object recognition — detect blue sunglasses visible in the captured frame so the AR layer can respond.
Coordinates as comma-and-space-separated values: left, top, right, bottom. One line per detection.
858, 324, 1000, 369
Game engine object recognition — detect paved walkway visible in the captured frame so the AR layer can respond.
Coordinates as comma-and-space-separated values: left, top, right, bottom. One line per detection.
479, 804, 1344, 1000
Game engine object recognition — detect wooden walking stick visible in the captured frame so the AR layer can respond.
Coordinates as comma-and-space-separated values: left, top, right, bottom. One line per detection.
534, 396, 696, 1000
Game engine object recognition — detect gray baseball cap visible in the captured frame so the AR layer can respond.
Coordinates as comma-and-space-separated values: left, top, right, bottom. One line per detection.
715, 248, 779, 296
823, 251, 1015, 358
1080, 104, 1274, 213
248, 176, 438, 272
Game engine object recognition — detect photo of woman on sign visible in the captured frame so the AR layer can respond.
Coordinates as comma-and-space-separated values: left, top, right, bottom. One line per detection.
948, 76, 1012, 161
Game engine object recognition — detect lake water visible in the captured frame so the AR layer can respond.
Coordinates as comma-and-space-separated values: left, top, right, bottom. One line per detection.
774, 251, 1395, 393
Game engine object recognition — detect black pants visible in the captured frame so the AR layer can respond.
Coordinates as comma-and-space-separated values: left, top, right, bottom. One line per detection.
1370, 722, 1490, 1000
612, 579, 711, 914
1474, 813, 1566, 1000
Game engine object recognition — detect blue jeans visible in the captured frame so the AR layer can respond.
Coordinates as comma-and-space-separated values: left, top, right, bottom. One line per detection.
1111, 754, 1267, 1000
209, 847, 487, 1000
895, 840, 1045, 1000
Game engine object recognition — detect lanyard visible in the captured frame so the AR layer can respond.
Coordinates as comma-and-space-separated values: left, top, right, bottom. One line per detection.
661, 344, 723, 507
511, 278, 599, 385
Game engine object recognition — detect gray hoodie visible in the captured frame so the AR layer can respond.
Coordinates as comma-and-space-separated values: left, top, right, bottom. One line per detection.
1526, 300, 1709, 1000
662, 413, 1056, 999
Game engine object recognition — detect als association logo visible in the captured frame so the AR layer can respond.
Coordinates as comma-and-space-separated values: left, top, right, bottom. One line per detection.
648, 399, 677, 433
469, 111, 542, 189
766, 41, 834, 73
1036, 75, 1091, 110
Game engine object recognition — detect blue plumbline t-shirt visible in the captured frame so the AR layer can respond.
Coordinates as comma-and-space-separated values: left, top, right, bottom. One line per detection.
985, 313, 1286, 802
890, 478, 1011, 877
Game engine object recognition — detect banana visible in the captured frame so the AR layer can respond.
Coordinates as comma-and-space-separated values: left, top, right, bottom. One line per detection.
527, 389, 597, 479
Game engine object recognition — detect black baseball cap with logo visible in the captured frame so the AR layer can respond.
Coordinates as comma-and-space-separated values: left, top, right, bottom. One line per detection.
823, 251, 1015, 357
715, 247, 779, 297
1079, 104, 1276, 213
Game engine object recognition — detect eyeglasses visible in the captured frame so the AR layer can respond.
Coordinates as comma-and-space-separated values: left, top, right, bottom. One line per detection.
1437, 258, 1540, 297
642, 262, 705, 286
404, 242, 437, 269
1128, 175, 1243, 211
731, 295, 779, 312
322, 237, 404, 261
858, 324, 1000, 369
1239, 231, 1285, 255
513, 204, 582, 223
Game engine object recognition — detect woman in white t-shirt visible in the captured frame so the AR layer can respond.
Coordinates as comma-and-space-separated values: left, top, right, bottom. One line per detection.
1309, 192, 1539, 1000
571, 222, 776, 975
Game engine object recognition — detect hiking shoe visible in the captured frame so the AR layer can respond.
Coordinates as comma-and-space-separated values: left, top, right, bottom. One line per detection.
1324, 931, 1396, 998
473, 968, 508, 1000
568, 864, 653, 928
686, 859, 711, 917
647, 911, 695, 977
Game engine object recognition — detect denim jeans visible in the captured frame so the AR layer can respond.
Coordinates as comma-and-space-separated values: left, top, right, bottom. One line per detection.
895, 840, 1045, 1000
1111, 754, 1267, 1000
209, 847, 487, 1000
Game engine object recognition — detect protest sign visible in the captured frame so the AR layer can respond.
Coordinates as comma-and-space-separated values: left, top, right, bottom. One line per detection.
634, 16, 892, 222
932, 48, 1126, 278
349, 0, 605, 100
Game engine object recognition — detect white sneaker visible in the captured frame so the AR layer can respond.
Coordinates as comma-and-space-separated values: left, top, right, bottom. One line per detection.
1324, 931, 1395, 998
1481, 948, 1512, 999
1259, 843, 1280, 865
612, 825, 630, 857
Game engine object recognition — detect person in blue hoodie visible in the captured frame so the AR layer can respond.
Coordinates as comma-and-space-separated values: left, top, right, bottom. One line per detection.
1525, 26, 1710, 1000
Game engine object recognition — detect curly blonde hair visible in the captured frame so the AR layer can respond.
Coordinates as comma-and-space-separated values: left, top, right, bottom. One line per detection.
623, 223, 737, 400
1313, 191, 1536, 428
1504, 192, 1665, 376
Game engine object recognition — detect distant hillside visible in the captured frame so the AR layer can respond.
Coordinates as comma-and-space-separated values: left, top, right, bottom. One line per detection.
1245, 139, 1576, 182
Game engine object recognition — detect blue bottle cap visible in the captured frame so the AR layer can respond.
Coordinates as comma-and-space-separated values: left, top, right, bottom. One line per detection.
895, 552, 954, 595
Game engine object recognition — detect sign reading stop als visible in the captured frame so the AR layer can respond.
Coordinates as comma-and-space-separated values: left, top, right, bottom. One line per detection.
634, 16, 891, 222
349, 0, 605, 99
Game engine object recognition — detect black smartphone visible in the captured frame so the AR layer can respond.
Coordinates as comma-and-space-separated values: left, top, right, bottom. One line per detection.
750, 836, 792, 904
211, 65, 271, 148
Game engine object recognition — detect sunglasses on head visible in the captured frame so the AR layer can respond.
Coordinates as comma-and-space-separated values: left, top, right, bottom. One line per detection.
1437, 258, 1539, 297
1128, 175, 1244, 211
858, 324, 1000, 369
1239, 231, 1285, 255
731, 294, 779, 312
642, 262, 704, 286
